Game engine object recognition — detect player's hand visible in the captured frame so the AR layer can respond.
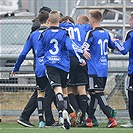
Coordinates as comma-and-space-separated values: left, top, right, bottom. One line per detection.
83, 50, 91, 60
80, 59, 86, 66
11, 71, 16, 77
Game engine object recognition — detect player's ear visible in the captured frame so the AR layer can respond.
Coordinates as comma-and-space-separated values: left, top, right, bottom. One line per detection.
48, 18, 50, 22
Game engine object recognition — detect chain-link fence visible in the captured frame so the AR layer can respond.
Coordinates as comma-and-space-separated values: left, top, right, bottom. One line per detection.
0, 0, 132, 124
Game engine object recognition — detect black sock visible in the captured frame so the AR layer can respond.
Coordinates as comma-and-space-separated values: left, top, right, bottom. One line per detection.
86, 96, 90, 116
75, 94, 80, 107
56, 93, 64, 117
37, 97, 44, 122
95, 92, 112, 118
68, 93, 79, 112
79, 95, 88, 121
89, 93, 98, 119
64, 96, 73, 114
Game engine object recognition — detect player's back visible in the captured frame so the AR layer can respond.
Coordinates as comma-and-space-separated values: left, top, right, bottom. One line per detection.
40, 26, 71, 72
85, 27, 112, 77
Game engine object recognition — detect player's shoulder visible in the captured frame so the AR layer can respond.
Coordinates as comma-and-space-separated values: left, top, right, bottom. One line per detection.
126, 29, 133, 36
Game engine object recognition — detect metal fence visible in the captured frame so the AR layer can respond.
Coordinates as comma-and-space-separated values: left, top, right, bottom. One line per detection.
0, 2, 131, 123
0, 54, 129, 121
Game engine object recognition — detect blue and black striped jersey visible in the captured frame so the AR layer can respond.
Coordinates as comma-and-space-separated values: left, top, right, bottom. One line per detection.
37, 26, 84, 72
84, 27, 115, 77
13, 26, 47, 77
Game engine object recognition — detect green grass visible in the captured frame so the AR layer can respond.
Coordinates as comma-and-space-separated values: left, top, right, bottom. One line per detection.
0, 123, 133, 133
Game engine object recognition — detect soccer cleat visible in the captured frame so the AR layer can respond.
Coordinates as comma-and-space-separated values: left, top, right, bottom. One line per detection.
39, 121, 45, 128
69, 112, 76, 127
120, 122, 133, 128
86, 118, 93, 127
107, 118, 117, 128
75, 109, 82, 125
17, 117, 34, 127
63, 110, 71, 130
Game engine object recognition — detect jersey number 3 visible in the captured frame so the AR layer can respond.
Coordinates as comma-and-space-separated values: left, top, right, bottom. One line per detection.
49, 39, 59, 55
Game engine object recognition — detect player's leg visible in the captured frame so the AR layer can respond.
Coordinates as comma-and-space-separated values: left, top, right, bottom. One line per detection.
68, 56, 81, 114
94, 77, 117, 128
60, 69, 71, 129
44, 82, 57, 126
86, 91, 99, 127
36, 76, 48, 128
121, 74, 133, 128
46, 66, 70, 129
17, 89, 37, 127
75, 64, 88, 126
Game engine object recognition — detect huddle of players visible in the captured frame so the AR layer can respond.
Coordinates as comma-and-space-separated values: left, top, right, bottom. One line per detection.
12, 9, 120, 129
58, 11, 118, 128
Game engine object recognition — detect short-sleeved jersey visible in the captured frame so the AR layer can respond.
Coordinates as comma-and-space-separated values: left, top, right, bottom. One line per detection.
13, 26, 47, 77
84, 27, 115, 77
37, 26, 83, 72
115, 29, 133, 74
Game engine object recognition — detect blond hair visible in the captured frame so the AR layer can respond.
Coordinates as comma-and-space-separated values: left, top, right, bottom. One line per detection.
49, 10, 60, 24
89, 10, 102, 22
77, 14, 89, 24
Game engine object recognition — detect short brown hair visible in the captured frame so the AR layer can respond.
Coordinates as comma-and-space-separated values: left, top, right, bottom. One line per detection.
62, 16, 75, 24
89, 10, 102, 22
38, 11, 49, 24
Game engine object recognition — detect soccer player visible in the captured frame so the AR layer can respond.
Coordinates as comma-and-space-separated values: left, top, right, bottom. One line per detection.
83, 10, 117, 128
15, 7, 60, 128
11, 11, 53, 128
37, 10, 90, 129
114, 11, 133, 128
67, 14, 91, 126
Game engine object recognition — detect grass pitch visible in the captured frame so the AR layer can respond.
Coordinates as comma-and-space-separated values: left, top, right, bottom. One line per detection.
0, 123, 133, 133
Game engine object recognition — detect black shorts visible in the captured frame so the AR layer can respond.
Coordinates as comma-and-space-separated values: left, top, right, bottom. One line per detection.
46, 66, 68, 88
68, 56, 88, 86
127, 74, 133, 91
87, 76, 107, 92
36, 76, 49, 92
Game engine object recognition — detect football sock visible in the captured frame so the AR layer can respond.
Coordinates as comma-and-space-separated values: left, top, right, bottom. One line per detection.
56, 93, 64, 117
75, 94, 80, 107
64, 96, 73, 114
37, 97, 44, 122
95, 92, 112, 118
86, 94, 98, 120
68, 93, 79, 112
89, 93, 98, 119
79, 95, 88, 121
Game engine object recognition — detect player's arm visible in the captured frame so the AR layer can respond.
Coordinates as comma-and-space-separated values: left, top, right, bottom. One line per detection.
11, 35, 33, 75
114, 32, 132, 55
65, 36, 88, 65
